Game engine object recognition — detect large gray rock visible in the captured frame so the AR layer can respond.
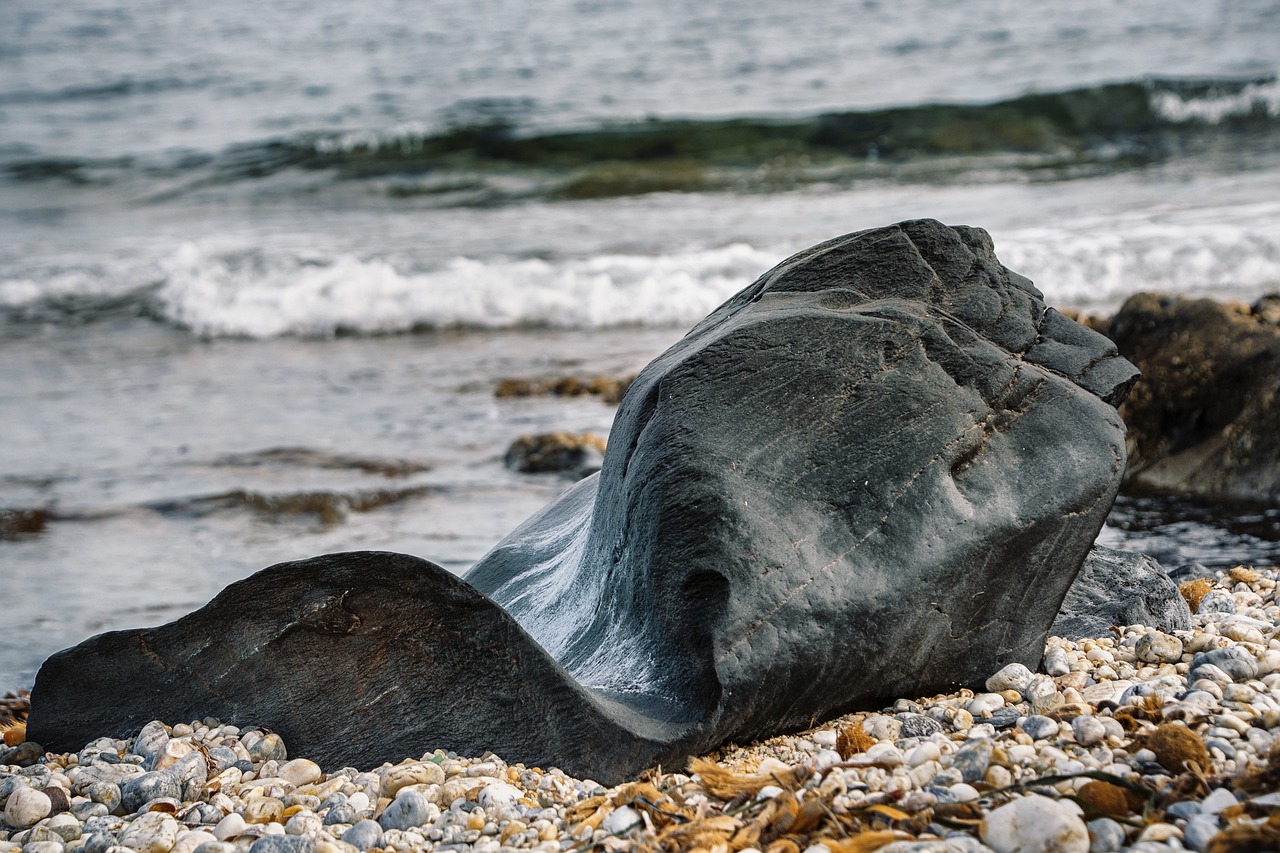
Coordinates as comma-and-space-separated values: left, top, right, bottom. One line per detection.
29, 219, 1137, 784
1051, 545, 1192, 640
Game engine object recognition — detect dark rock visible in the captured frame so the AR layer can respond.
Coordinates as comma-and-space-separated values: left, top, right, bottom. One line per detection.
1107, 292, 1280, 505
504, 432, 606, 478
1168, 562, 1215, 582
1051, 545, 1191, 640
29, 220, 1135, 785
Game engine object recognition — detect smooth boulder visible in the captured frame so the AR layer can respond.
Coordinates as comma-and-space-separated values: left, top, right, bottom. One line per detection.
29, 219, 1137, 783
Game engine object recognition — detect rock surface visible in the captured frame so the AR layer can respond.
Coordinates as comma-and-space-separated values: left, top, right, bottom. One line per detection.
29, 219, 1137, 784
1051, 545, 1191, 640
1107, 291, 1280, 505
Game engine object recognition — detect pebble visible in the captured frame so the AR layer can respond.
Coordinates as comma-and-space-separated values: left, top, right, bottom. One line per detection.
980, 795, 1088, 853
3, 787, 51, 829
377, 790, 431, 831
1086, 817, 1127, 853
341, 820, 383, 851
4, 568, 1280, 853
1135, 630, 1183, 663
117, 811, 179, 853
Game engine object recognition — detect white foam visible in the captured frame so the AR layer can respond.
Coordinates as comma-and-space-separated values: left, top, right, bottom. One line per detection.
157, 241, 777, 338
1150, 78, 1280, 124
997, 203, 1280, 312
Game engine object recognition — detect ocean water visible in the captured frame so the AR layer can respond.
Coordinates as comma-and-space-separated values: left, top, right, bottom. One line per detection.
2, 0, 1280, 692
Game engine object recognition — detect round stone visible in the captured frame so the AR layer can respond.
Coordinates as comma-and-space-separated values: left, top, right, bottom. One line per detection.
1020, 715, 1059, 741
1086, 817, 1127, 853
1135, 631, 1183, 664
3, 785, 51, 828
120, 771, 181, 813
897, 713, 944, 739
1193, 647, 1259, 682
1072, 716, 1107, 748
322, 804, 357, 826
342, 820, 384, 851
987, 663, 1035, 695
379, 762, 444, 797
377, 790, 430, 831
1196, 590, 1236, 614
477, 782, 521, 810
247, 734, 287, 764
952, 738, 994, 783
1043, 647, 1070, 677
247, 837, 314, 853
118, 811, 180, 853
980, 794, 1089, 853
1184, 814, 1221, 851
278, 760, 322, 789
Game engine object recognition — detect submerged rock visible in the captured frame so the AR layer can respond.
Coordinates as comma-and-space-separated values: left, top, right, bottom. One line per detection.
504, 432, 607, 478
1108, 292, 1280, 505
29, 219, 1137, 784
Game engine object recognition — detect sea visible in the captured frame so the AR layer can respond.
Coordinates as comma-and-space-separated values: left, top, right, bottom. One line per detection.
3, 0, 1280, 693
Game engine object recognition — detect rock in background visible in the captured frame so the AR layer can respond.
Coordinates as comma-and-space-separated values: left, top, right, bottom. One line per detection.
1107, 292, 1280, 506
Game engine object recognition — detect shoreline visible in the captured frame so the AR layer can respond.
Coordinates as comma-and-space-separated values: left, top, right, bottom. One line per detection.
4, 564, 1279, 853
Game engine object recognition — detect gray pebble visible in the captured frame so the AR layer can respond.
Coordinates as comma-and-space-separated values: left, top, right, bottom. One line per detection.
896, 713, 944, 738
247, 734, 287, 764
924, 786, 960, 804
342, 820, 384, 851
247, 837, 313, 853
120, 771, 180, 813
206, 748, 239, 771
1184, 814, 1220, 852
323, 804, 358, 826
1165, 800, 1201, 820
1085, 814, 1126, 845
951, 738, 993, 783
377, 790, 430, 831
1205, 738, 1236, 759
132, 722, 170, 769
1196, 590, 1236, 614
1072, 716, 1106, 747
1192, 647, 1258, 682
1187, 665, 1234, 687
70, 802, 108, 821
1020, 715, 1059, 741
21, 841, 64, 853
191, 843, 236, 853
80, 834, 115, 853
7, 744, 44, 768
987, 708, 1022, 730
1043, 646, 1070, 677
87, 783, 121, 815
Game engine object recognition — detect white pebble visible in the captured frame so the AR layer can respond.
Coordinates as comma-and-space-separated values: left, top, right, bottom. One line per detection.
980, 794, 1088, 853
3, 786, 51, 829
278, 759, 323, 788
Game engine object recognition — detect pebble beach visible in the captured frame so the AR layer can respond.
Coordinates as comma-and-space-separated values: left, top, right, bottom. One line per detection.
4, 566, 1280, 853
